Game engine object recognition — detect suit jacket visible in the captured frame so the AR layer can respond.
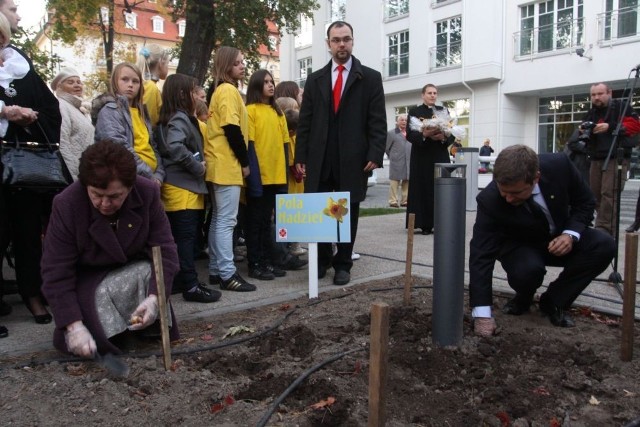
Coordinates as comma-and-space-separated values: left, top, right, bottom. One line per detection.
469, 153, 595, 307
295, 56, 386, 202
41, 177, 179, 354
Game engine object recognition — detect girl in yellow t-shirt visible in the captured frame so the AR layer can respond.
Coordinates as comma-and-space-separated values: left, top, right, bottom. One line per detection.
244, 69, 289, 280
136, 44, 170, 128
94, 62, 164, 184
204, 46, 256, 292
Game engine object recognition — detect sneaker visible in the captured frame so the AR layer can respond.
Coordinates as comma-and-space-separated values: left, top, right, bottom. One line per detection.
248, 263, 275, 280
221, 273, 257, 292
264, 264, 286, 277
209, 274, 222, 286
281, 254, 308, 270
351, 252, 361, 261
183, 284, 221, 303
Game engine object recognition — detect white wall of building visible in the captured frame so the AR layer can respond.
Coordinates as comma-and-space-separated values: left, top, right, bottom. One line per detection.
280, 0, 640, 154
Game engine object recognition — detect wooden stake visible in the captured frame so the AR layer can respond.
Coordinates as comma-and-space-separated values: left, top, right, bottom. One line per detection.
152, 246, 172, 370
368, 302, 389, 427
621, 233, 638, 362
404, 213, 415, 306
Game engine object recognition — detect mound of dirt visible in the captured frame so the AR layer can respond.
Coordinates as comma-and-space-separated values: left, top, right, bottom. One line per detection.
1, 276, 639, 426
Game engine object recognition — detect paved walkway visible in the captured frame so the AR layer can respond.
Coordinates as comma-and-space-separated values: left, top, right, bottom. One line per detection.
1, 180, 639, 358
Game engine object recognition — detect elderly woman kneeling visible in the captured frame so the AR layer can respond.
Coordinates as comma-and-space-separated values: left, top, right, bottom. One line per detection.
42, 140, 179, 357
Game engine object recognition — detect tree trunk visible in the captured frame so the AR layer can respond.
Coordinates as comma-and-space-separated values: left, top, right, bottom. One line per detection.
176, 0, 216, 84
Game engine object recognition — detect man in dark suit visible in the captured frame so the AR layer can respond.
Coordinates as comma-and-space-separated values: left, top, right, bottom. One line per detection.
295, 21, 386, 286
469, 145, 615, 337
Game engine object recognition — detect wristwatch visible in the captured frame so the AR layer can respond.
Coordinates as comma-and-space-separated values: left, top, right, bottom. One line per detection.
563, 233, 578, 243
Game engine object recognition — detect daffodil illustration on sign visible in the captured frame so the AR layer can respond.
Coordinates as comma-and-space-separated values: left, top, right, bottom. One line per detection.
323, 197, 348, 242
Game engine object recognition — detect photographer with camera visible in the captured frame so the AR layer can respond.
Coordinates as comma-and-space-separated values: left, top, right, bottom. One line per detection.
581, 82, 640, 236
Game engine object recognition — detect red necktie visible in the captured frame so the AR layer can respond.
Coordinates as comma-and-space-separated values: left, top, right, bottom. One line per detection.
333, 64, 344, 113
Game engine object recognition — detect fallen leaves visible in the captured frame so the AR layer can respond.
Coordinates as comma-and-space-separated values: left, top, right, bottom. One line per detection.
222, 325, 255, 339
532, 386, 551, 396
65, 363, 87, 376
495, 411, 510, 427
310, 396, 336, 410
573, 307, 620, 326
210, 394, 236, 413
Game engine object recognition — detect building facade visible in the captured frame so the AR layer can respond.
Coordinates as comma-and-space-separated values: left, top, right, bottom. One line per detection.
279, 0, 640, 156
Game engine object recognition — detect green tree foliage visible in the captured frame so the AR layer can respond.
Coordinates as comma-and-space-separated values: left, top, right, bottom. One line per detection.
173, 0, 319, 83
13, 28, 62, 82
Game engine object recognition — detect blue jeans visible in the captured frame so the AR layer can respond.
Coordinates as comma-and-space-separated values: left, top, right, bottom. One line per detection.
166, 209, 202, 291
208, 184, 240, 280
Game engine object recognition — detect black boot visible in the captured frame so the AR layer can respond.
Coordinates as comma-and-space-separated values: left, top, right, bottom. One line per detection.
625, 219, 640, 233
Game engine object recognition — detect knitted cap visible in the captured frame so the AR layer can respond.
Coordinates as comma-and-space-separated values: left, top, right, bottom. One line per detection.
51, 67, 81, 91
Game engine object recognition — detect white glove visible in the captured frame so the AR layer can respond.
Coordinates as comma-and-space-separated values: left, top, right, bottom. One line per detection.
128, 294, 159, 331
64, 321, 97, 358
473, 317, 497, 337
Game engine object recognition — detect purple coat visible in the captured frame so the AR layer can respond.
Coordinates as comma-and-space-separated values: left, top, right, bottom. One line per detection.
41, 177, 179, 355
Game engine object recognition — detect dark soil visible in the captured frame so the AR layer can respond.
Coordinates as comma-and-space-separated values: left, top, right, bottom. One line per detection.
1, 276, 639, 426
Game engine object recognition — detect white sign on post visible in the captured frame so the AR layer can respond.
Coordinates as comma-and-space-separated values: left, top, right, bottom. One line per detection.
275, 192, 351, 298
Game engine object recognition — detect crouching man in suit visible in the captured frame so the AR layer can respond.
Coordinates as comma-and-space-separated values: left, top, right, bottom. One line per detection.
470, 145, 615, 337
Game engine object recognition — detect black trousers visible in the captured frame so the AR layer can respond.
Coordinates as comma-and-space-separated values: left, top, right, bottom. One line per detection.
498, 227, 615, 309
5, 188, 53, 299
245, 185, 280, 267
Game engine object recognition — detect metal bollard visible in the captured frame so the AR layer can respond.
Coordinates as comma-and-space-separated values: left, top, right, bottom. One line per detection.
432, 163, 467, 347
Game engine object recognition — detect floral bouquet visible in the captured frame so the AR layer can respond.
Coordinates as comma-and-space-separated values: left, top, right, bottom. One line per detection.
409, 109, 466, 140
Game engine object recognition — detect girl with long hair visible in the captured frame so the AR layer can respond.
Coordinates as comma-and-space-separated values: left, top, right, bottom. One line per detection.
155, 73, 219, 303
204, 46, 256, 292
136, 44, 170, 127
94, 62, 164, 183
244, 69, 289, 280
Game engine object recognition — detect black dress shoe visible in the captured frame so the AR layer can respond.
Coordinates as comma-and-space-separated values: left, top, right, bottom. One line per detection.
318, 265, 327, 279
333, 270, 351, 286
0, 325, 7, 338
502, 298, 531, 315
539, 297, 575, 328
0, 299, 11, 317
625, 220, 640, 233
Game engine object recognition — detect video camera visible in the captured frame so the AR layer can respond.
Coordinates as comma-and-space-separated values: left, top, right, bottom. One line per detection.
577, 121, 596, 143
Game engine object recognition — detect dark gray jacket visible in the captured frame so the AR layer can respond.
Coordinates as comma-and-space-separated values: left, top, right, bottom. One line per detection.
154, 110, 207, 195
94, 94, 165, 182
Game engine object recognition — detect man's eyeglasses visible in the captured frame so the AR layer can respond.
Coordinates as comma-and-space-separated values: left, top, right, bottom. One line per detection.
329, 37, 353, 44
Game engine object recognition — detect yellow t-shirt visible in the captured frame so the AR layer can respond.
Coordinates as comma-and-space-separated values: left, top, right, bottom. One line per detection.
161, 182, 204, 212
130, 107, 157, 171
197, 119, 207, 141
247, 103, 288, 186
143, 80, 162, 127
204, 83, 248, 186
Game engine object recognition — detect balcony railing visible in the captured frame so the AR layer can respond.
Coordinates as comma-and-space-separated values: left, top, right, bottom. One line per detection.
514, 17, 584, 59
382, 53, 409, 79
384, 1, 409, 21
428, 41, 461, 71
597, 6, 640, 44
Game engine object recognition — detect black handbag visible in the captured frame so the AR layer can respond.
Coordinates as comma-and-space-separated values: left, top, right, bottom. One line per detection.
1, 121, 72, 191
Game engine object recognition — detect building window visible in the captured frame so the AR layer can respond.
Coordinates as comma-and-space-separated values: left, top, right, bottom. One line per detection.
385, 0, 409, 20
385, 30, 409, 78
516, 0, 584, 58
430, 16, 461, 70
295, 15, 313, 48
598, 0, 639, 43
124, 12, 137, 29
330, 0, 346, 22
268, 35, 278, 51
297, 57, 312, 88
151, 16, 164, 33
177, 20, 186, 37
